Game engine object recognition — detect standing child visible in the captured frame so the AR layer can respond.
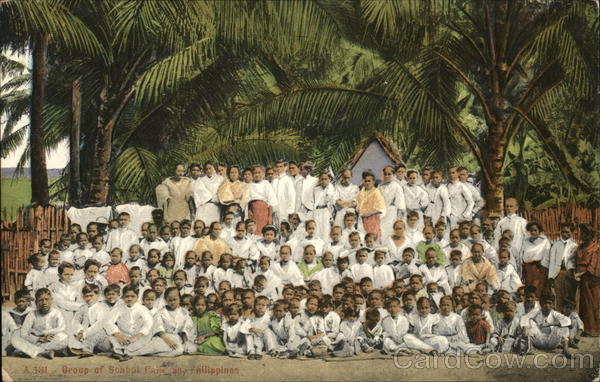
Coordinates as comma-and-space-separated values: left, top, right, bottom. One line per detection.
43, 251, 62, 287
10, 288, 68, 359
212, 253, 234, 291
191, 295, 225, 354
350, 248, 374, 282
90, 235, 111, 273
105, 248, 131, 286
373, 249, 395, 289
497, 249, 522, 294
156, 252, 178, 287
105, 212, 139, 260
24, 253, 46, 293
563, 300, 583, 349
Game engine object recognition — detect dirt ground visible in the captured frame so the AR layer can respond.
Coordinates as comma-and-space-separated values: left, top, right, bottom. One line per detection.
3, 336, 599, 382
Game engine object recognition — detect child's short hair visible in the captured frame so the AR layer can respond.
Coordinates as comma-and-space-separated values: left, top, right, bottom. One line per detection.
174, 269, 187, 279
28, 253, 43, 265
337, 256, 349, 265
122, 285, 139, 296
407, 210, 419, 219
129, 266, 141, 275
195, 276, 210, 288
409, 274, 423, 282
262, 225, 277, 235
152, 277, 167, 287
417, 296, 430, 306
35, 288, 51, 299
524, 285, 537, 296
117, 212, 130, 219
385, 297, 400, 308
540, 293, 555, 304
365, 308, 381, 322
142, 289, 157, 299
104, 284, 121, 295
452, 286, 464, 294
253, 274, 267, 284
255, 295, 269, 305
83, 259, 101, 271
82, 284, 99, 295
223, 304, 240, 316
402, 247, 415, 256
440, 295, 454, 306
450, 250, 462, 259
58, 262, 74, 275
359, 277, 373, 286
468, 304, 483, 315
14, 289, 30, 301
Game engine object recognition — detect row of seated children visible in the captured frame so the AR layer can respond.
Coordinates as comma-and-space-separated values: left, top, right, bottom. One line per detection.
3, 271, 581, 360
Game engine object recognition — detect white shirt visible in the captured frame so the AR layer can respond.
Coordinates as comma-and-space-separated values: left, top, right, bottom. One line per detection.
545, 238, 577, 279
106, 227, 139, 259
403, 184, 429, 212
446, 181, 474, 220
350, 262, 374, 282
20, 307, 66, 343
104, 302, 154, 337
272, 173, 297, 219
425, 183, 451, 222
248, 180, 278, 207
497, 263, 522, 293
520, 236, 551, 263
373, 263, 395, 289
493, 213, 527, 253
295, 175, 318, 212
378, 181, 406, 215
140, 238, 169, 258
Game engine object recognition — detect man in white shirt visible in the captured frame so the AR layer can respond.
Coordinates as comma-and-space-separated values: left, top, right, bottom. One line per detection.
446, 167, 474, 229
458, 167, 485, 224
544, 223, 578, 312
295, 163, 318, 221
425, 170, 451, 227
272, 160, 296, 227
493, 197, 528, 254
333, 169, 359, 227
378, 166, 406, 242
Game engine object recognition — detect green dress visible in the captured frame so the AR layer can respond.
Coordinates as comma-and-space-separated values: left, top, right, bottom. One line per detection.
192, 311, 225, 354
156, 265, 177, 286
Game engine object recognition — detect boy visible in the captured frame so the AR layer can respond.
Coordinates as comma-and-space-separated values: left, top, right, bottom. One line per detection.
106, 212, 139, 259
497, 249, 522, 293
445, 250, 463, 289
90, 235, 111, 272
324, 226, 345, 261
80, 259, 108, 292
298, 245, 324, 282
358, 308, 383, 352
405, 211, 425, 244
312, 252, 341, 295
73, 233, 93, 278
407, 274, 428, 300
465, 305, 491, 348
350, 248, 373, 282
11, 288, 68, 359
372, 248, 395, 289
268, 301, 301, 357
381, 298, 410, 354
545, 223, 578, 312
104, 285, 154, 360
340, 213, 363, 247
416, 225, 446, 265
5, 289, 32, 328
24, 253, 46, 293
251, 225, 279, 263
242, 296, 271, 359
522, 293, 572, 358
311, 171, 336, 241
490, 301, 520, 353
442, 229, 470, 261
181, 251, 198, 287
48, 262, 84, 327
394, 248, 420, 285
222, 305, 246, 358
271, 246, 304, 286
406, 298, 449, 355
69, 284, 113, 356
419, 248, 451, 294
294, 220, 325, 262
43, 250, 62, 286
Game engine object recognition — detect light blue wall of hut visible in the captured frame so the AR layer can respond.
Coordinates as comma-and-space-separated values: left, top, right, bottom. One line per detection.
348, 141, 396, 184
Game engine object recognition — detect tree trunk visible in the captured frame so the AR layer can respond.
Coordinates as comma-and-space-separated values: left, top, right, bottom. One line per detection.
69, 79, 82, 205
87, 87, 113, 204
485, 124, 506, 216
30, 32, 50, 205
86, 86, 134, 204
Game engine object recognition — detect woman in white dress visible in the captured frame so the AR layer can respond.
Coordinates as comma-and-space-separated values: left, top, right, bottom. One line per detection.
156, 164, 192, 223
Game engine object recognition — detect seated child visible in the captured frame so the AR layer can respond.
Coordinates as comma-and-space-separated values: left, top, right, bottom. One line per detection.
2, 290, 32, 356
407, 274, 428, 300
358, 308, 383, 352
496, 249, 522, 294
445, 250, 463, 289
350, 248, 374, 282
104, 285, 154, 360
241, 296, 271, 360
332, 307, 361, 357
69, 284, 114, 356
298, 245, 324, 282
173, 269, 194, 295
405, 297, 449, 355
10, 288, 68, 359
49, 262, 84, 328
490, 300, 521, 353
393, 248, 420, 285
295, 296, 330, 356
147, 287, 195, 356
43, 251, 62, 286
321, 299, 341, 345
191, 295, 225, 354
80, 259, 108, 292
142, 289, 158, 316
521, 293, 572, 358
221, 305, 246, 358
465, 305, 491, 350
381, 298, 411, 354
268, 300, 301, 358
433, 296, 478, 354
156, 252, 177, 287
563, 300, 583, 348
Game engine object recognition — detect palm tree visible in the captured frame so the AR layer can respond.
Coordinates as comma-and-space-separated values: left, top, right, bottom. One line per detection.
0, 0, 104, 204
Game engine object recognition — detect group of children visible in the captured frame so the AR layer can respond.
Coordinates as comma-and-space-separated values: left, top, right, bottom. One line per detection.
1, 162, 589, 361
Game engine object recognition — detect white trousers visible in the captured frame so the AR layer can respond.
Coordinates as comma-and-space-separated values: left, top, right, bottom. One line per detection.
11, 331, 68, 358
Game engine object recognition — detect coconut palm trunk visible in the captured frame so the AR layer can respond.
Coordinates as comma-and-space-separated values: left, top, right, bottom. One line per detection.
30, 32, 50, 205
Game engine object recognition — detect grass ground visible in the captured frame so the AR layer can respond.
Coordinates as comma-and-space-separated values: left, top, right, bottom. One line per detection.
2, 337, 599, 382
0, 178, 59, 221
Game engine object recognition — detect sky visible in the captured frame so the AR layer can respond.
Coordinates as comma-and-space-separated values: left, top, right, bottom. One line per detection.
1, 51, 69, 169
